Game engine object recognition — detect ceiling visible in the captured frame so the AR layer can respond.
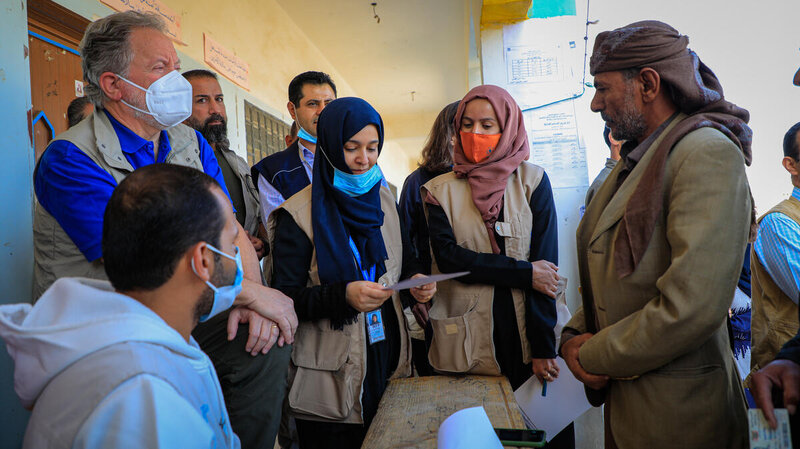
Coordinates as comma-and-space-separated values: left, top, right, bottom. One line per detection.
275, 0, 473, 159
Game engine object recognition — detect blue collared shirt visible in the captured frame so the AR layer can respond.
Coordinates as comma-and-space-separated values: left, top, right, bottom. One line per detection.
34, 110, 232, 262
754, 187, 800, 303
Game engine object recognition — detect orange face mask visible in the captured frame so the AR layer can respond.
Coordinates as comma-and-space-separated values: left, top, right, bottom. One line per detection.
460, 131, 501, 163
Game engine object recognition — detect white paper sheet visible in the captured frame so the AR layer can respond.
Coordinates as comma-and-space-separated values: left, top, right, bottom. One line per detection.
437, 406, 503, 449
514, 357, 592, 441
382, 271, 470, 291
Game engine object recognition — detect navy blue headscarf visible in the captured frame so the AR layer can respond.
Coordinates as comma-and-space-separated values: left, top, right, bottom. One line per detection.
312, 97, 387, 284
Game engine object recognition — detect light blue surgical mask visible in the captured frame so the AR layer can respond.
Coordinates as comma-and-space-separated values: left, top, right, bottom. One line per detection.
192, 244, 243, 322
333, 164, 384, 197
297, 126, 317, 144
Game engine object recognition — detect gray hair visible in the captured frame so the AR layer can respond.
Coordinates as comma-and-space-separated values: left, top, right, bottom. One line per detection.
80, 11, 166, 107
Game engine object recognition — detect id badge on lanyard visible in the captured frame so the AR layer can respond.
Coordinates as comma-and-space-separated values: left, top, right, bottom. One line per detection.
348, 237, 385, 345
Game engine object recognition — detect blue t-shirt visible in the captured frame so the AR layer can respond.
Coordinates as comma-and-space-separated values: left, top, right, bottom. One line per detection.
34, 110, 232, 262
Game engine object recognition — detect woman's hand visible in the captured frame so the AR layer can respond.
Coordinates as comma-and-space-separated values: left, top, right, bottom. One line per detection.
409, 273, 436, 303
346, 281, 393, 312
532, 260, 559, 298
532, 358, 560, 384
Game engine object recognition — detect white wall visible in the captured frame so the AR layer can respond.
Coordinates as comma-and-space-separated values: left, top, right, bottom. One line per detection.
481, 19, 587, 313
477, 2, 800, 445
580, 0, 800, 213
482, 0, 800, 308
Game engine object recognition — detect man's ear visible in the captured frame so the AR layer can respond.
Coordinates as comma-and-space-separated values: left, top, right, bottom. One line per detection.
98, 71, 124, 102
287, 101, 297, 121
782, 156, 799, 176
638, 68, 661, 103
189, 242, 213, 282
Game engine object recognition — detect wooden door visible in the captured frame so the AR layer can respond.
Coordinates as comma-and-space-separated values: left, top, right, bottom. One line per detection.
27, 0, 90, 161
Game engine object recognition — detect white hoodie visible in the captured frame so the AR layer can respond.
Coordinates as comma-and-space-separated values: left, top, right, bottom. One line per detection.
0, 277, 240, 449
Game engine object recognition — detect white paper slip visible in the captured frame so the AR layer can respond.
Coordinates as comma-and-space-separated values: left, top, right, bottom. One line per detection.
437, 406, 503, 449
383, 271, 470, 291
748, 408, 792, 449
514, 357, 592, 441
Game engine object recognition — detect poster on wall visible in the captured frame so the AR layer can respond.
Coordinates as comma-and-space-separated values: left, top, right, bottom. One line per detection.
203, 33, 250, 91
502, 19, 583, 110
503, 17, 588, 188
526, 102, 587, 189
99, 0, 183, 44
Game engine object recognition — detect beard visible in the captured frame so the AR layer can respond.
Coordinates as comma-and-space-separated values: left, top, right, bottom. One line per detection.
187, 113, 229, 146
193, 253, 235, 322
601, 83, 647, 142
124, 86, 166, 131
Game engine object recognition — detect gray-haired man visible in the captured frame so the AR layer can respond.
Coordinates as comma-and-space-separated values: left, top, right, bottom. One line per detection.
32, 11, 296, 448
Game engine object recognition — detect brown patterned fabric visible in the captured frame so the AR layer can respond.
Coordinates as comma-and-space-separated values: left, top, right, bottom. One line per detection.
591, 21, 753, 278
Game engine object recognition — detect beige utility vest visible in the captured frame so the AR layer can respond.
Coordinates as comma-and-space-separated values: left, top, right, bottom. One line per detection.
32, 110, 203, 300
421, 162, 543, 376
750, 198, 800, 375
268, 185, 412, 424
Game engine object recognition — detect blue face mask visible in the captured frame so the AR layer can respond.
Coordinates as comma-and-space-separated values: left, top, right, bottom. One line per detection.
192, 244, 243, 322
297, 126, 317, 144
333, 164, 384, 197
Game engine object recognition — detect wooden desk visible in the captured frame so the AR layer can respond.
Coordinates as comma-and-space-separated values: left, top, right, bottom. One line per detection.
362, 375, 527, 449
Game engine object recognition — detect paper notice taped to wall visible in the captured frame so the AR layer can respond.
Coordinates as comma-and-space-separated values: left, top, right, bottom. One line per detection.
203, 33, 250, 91
100, 0, 184, 45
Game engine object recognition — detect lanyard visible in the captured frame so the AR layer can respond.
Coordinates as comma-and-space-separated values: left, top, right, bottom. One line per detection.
349, 237, 385, 345
347, 236, 376, 282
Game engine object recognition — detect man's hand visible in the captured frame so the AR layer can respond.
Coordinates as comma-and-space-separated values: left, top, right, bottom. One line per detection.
562, 332, 609, 390
238, 280, 298, 344
409, 273, 436, 303
752, 359, 800, 429
346, 281, 393, 312
532, 260, 559, 298
246, 230, 266, 259
227, 306, 282, 355
532, 358, 560, 383
411, 302, 432, 329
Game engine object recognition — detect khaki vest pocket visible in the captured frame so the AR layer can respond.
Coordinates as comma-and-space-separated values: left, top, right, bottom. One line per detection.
289, 325, 355, 420
428, 295, 500, 375
291, 325, 350, 370
428, 312, 475, 373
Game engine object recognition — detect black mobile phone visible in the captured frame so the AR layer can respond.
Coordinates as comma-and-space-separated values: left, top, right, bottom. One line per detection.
493, 428, 546, 447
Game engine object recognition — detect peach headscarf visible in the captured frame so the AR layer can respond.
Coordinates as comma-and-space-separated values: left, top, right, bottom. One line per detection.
452, 84, 530, 254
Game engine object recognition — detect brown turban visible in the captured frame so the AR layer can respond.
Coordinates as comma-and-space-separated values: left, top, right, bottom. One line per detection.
590, 21, 687, 75
587, 21, 754, 279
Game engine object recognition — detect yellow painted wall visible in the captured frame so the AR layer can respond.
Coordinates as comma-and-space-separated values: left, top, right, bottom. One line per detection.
53, 0, 415, 188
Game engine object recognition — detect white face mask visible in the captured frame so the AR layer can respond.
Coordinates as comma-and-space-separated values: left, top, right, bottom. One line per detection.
116, 70, 192, 128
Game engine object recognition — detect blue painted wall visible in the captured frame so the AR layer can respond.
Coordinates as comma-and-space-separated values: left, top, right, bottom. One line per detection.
0, 1, 35, 447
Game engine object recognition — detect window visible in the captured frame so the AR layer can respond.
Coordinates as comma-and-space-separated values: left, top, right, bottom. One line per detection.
244, 100, 291, 165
